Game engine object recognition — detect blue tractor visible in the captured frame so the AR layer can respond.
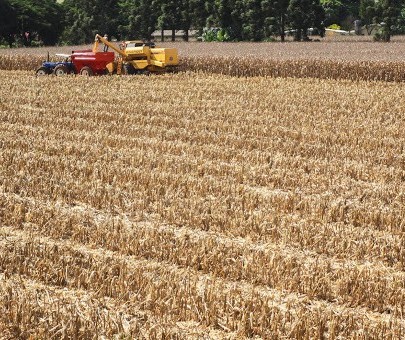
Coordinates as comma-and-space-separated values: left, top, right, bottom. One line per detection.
36, 53, 75, 76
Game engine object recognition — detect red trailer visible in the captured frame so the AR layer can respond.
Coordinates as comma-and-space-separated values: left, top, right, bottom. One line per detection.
71, 50, 115, 75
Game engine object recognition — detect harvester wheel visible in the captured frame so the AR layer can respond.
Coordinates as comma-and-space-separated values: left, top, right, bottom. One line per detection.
80, 66, 94, 76
36, 67, 50, 76
139, 70, 151, 76
123, 63, 135, 75
53, 65, 69, 76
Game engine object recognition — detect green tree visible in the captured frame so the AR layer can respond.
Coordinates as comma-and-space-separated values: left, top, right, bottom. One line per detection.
158, 0, 179, 41
289, 0, 309, 40
8, 0, 64, 45
313, 0, 326, 36
189, 0, 210, 35
321, 0, 342, 25
288, 0, 324, 40
0, 0, 17, 47
62, 0, 119, 44
321, 0, 360, 29
216, 0, 233, 31
61, 1, 95, 44
261, 0, 289, 41
361, 0, 404, 41
231, 0, 245, 40
119, 0, 159, 40
205, 0, 217, 27
395, 4, 405, 34
34, 0, 65, 45
180, 0, 192, 41
273, 0, 290, 41
359, 0, 378, 34
243, 0, 264, 41
261, 0, 274, 39
214, 0, 245, 40
379, 0, 403, 41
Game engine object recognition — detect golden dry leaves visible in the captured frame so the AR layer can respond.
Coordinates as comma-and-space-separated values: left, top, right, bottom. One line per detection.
0, 69, 405, 338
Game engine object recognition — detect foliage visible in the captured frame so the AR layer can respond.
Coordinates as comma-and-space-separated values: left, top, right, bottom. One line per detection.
243, 0, 264, 40
321, 0, 343, 25
157, 1, 179, 32
0, 0, 405, 45
269, 0, 290, 41
201, 27, 230, 41
379, 0, 403, 40
327, 23, 341, 29
288, 0, 325, 40
61, 0, 120, 44
0, 0, 64, 46
361, 0, 404, 41
359, 0, 378, 34
395, 5, 405, 33
189, 0, 210, 34
119, 0, 159, 40
321, 0, 360, 27
0, 0, 16, 47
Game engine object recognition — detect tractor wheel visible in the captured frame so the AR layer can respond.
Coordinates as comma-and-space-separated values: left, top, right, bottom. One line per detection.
80, 66, 94, 76
36, 67, 50, 76
53, 65, 69, 76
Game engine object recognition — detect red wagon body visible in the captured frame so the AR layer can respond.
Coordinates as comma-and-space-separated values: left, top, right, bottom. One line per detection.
71, 50, 115, 75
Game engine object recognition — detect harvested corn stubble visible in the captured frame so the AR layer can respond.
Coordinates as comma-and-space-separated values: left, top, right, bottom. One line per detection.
0, 69, 405, 338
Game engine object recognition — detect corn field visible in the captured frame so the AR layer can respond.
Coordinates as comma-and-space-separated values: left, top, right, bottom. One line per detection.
1, 46, 405, 338
1, 53, 405, 82
2, 40, 405, 81
2, 38, 405, 60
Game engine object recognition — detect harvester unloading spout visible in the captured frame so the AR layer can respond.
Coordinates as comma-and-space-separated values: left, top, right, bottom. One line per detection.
93, 34, 127, 57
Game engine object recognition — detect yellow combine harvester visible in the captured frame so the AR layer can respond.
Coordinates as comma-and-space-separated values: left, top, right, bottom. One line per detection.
93, 34, 179, 75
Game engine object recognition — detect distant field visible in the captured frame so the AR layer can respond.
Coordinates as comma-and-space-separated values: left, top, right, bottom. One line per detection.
1, 70, 405, 338
1, 39, 405, 82
1, 35, 405, 61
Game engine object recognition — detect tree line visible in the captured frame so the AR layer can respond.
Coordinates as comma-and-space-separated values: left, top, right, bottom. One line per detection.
0, 0, 404, 46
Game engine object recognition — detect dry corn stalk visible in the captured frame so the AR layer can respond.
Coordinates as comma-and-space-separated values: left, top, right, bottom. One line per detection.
1, 70, 405, 337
